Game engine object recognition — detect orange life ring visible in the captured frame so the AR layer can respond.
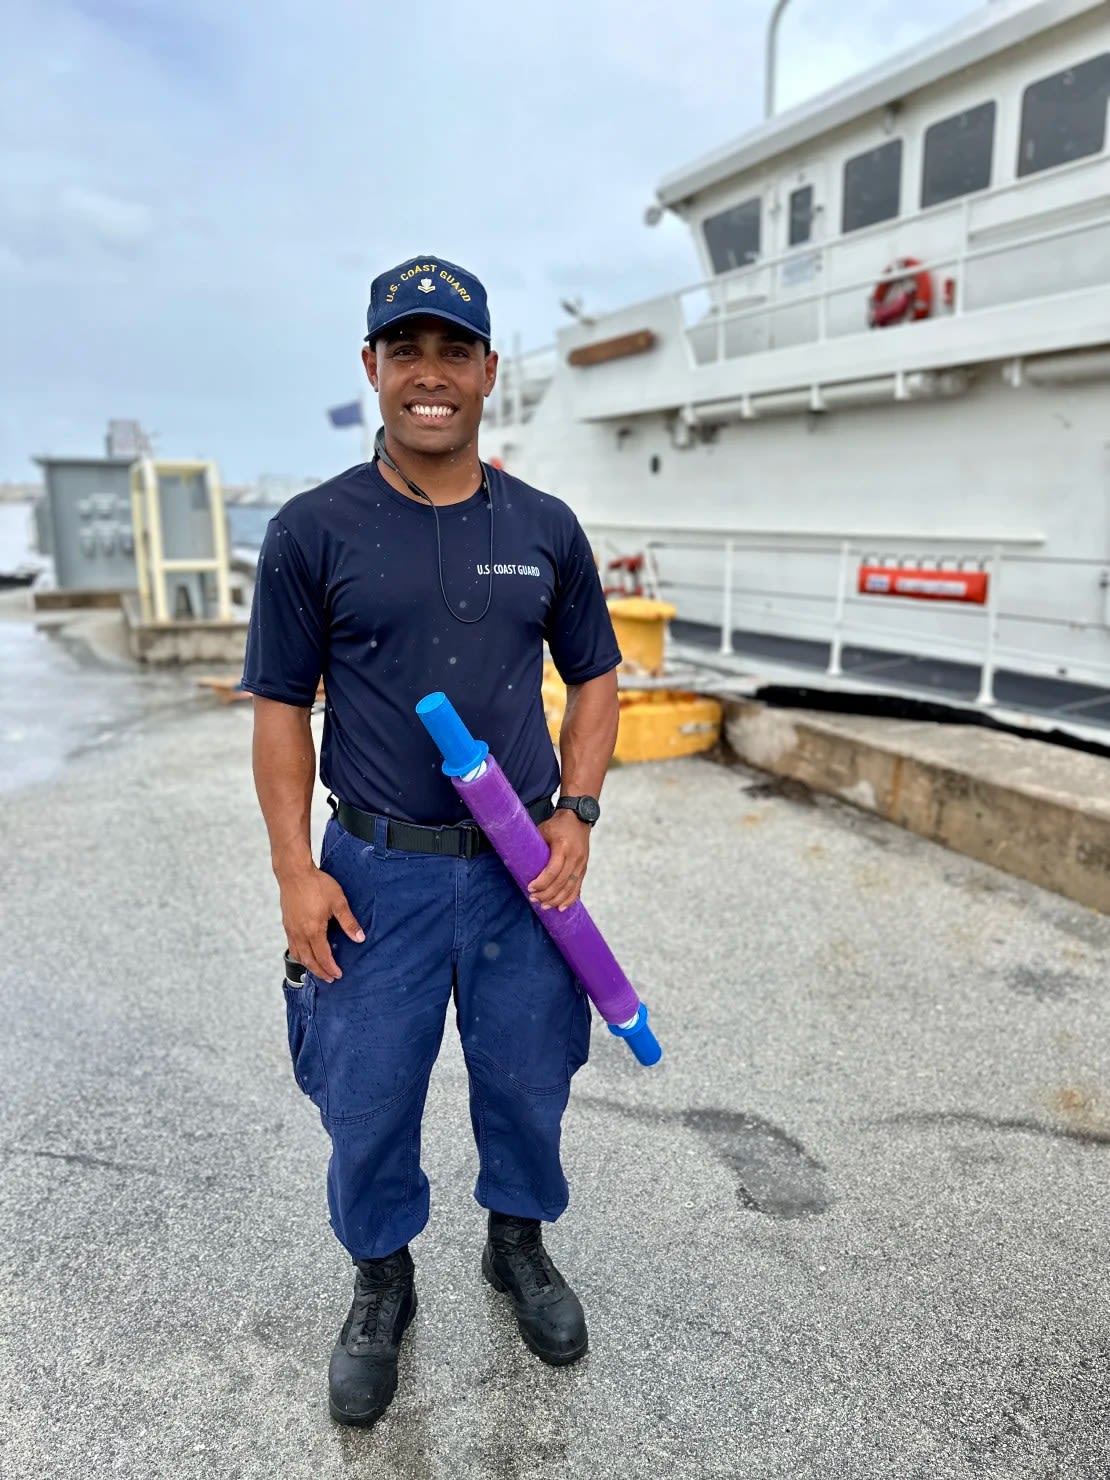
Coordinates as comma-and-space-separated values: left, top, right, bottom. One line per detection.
868, 258, 933, 328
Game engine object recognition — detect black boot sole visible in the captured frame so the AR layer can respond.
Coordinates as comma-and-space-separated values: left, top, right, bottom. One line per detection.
328, 1290, 418, 1427
481, 1250, 588, 1367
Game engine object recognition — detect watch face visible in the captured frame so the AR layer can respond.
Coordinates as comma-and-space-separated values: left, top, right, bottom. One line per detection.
578, 796, 601, 825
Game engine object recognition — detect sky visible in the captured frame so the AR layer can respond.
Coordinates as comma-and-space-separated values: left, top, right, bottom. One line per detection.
2, 0, 981, 485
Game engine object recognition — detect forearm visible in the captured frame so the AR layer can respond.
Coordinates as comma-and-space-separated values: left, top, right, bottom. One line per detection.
251, 696, 318, 883
558, 669, 619, 796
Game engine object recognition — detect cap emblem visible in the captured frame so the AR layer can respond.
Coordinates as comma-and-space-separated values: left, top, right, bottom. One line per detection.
366, 255, 490, 343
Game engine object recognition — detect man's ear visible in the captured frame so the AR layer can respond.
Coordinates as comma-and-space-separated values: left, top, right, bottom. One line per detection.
483, 348, 499, 398
361, 343, 378, 391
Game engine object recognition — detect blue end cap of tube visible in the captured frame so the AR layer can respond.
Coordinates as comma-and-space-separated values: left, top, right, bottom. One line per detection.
607, 1003, 662, 1066
415, 691, 489, 777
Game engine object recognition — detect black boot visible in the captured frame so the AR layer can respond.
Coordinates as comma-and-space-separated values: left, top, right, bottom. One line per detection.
482, 1213, 588, 1366
328, 1246, 417, 1427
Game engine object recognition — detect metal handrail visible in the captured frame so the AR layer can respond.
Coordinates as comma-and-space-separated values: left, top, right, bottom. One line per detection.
588, 522, 1110, 706
684, 208, 1110, 344
486, 343, 558, 428
674, 150, 1110, 309
586, 519, 1044, 548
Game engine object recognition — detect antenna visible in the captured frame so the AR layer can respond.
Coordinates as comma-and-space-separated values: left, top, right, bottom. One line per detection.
560, 297, 596, 325
764, 0, 794, 117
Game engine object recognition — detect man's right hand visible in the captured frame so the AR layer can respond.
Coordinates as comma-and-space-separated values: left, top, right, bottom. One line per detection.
278, 865, 364, 983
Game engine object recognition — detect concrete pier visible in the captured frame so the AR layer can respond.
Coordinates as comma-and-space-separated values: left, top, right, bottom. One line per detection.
3, 702, 1110, 1477
722, 699, 1110, 913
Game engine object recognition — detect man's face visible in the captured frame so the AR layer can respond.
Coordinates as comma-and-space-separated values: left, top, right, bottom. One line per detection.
363, 317, 498, 458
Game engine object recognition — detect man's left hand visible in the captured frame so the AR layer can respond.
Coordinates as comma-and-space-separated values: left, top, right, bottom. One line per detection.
529, 810, 591, 912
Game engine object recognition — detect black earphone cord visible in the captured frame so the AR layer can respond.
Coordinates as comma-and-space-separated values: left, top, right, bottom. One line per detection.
373, 428, 494, 626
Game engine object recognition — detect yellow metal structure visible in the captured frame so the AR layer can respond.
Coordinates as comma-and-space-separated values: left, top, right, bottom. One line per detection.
541, 662, 721, 764
608, 596, 678, 677
613, 690, 722, 764
541, 662, 570, 740
129, 459, 232, 623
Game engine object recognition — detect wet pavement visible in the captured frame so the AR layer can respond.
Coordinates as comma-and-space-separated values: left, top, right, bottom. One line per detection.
0, 594, 201, 794
2, 704, 1110, 1478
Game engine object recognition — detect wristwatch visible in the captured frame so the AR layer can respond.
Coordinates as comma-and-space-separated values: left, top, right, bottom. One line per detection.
556, 795, 601, 826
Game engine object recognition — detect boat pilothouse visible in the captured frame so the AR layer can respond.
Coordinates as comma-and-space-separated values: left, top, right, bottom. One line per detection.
483, 0, 1110, 724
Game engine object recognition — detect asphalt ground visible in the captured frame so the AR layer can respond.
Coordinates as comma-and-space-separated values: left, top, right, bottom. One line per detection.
2, 702, 1109, 1479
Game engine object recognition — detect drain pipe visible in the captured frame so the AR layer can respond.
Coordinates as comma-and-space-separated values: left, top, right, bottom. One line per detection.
765, 0, 795, 117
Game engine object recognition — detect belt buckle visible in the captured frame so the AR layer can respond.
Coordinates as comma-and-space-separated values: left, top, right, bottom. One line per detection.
458, 822, 481, 860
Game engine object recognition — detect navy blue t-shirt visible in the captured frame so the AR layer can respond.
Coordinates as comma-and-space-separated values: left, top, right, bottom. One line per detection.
241, 460, 621, 824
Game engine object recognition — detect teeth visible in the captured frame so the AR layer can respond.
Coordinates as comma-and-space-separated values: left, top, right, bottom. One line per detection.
411, 404, 454, 418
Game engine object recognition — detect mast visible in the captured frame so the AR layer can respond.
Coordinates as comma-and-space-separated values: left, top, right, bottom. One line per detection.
764, 0, 795, 117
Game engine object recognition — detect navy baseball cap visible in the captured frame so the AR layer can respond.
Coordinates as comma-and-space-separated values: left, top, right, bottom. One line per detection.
365, 255, 491, 346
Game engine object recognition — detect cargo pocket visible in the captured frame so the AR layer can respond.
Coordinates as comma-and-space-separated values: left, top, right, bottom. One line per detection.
282, 951, 328, 1112
567, 984, 592, 1079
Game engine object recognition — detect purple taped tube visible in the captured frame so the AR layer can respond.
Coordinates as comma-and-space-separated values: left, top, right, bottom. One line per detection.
415, 692, 662, 1066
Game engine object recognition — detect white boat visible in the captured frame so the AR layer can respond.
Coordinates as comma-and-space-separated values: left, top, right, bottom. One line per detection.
482, 0, 1110, 725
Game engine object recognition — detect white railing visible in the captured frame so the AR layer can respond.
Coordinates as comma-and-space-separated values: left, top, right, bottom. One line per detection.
657, 150, 1110, 363
486, 343, 557, 428
680, 204, 1110, 364
586, 521, 1110, 711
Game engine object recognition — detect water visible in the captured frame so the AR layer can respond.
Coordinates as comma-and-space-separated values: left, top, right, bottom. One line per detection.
227, 503, 282, 553
0, 499, 286, 796
0, 501, 39, 573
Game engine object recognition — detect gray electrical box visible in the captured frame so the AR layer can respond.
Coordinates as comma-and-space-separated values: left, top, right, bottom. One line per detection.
35, 456, 138, 593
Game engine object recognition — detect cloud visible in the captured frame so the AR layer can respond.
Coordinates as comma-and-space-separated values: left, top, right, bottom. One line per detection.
61, 0, 238, 93
0, 174, 172, 274
60, 184, 152, 243
1, 0, 982, 481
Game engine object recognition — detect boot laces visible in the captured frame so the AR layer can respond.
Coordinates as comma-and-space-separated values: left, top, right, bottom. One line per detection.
513, 1226, 557, 1297
350, 1260, 405, 1347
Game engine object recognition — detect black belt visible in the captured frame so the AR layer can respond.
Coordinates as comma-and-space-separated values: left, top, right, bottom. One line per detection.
330, 794, 554, 859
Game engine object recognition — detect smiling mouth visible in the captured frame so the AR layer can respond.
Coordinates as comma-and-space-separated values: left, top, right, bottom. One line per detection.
407, 403, 457, 421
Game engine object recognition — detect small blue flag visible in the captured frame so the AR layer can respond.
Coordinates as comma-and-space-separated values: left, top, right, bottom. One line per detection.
327, 400, 363, 428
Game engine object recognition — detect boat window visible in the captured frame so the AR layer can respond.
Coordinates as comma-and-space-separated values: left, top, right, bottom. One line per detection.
921, 102, 995, 207
788, 185, 814, 246
1018, 52, 1110, 176
842, 140, 902, 233
704, 197, 761, 273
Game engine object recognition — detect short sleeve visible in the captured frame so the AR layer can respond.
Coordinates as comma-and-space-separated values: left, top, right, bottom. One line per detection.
241, 517, 325, 706
545, 517, 622, 685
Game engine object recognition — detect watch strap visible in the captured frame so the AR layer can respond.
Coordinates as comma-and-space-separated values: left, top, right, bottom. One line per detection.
556, 795, 600, 825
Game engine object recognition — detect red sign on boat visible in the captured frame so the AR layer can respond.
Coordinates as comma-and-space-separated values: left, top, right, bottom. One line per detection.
858, 566, 989, 604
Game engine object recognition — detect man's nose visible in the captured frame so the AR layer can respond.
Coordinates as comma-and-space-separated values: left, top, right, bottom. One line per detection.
414, 357, 448, 387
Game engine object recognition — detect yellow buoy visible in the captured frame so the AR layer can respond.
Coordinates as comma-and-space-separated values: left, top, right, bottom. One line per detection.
541, 662, 720, 764
607, 597, 678, 678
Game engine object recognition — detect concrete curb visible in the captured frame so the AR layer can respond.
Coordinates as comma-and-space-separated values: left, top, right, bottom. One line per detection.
721, 700, 1110, 914
120, 593, 248, 664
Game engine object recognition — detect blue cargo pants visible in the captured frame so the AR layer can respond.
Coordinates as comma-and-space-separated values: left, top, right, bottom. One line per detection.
282, 814, 592, 1260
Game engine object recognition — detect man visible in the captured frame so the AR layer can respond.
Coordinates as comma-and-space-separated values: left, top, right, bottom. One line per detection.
242, 255, 621, 1427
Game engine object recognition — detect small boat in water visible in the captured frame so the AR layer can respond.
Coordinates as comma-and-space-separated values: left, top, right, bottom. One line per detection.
0, 565, 42, 591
